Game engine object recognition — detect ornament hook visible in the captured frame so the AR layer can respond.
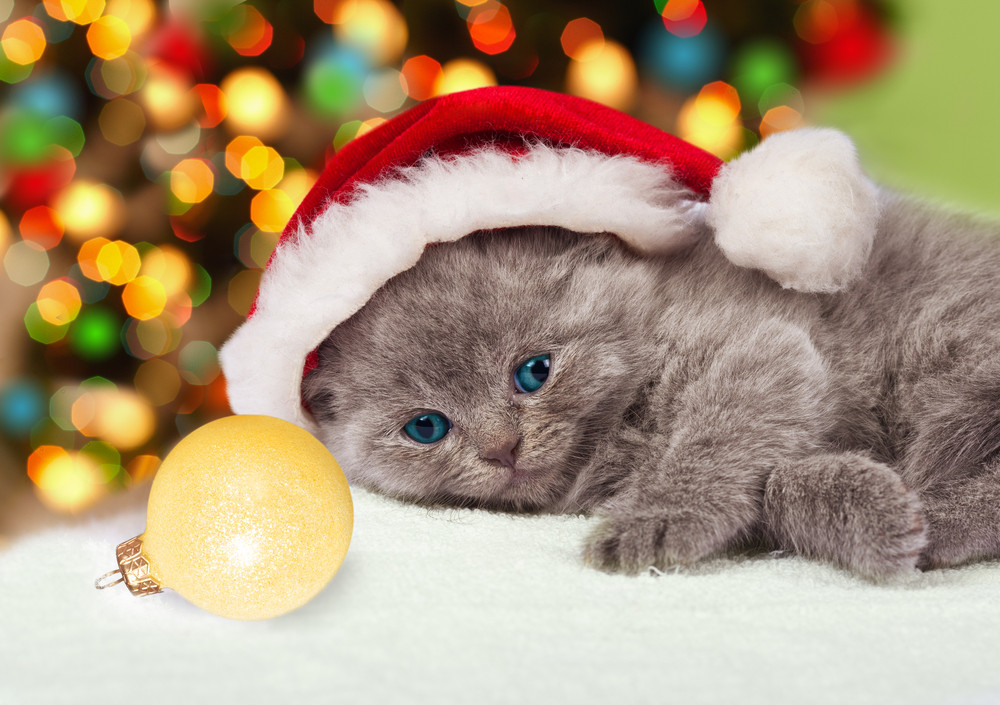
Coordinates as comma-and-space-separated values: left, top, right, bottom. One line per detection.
95, 568, 125, 590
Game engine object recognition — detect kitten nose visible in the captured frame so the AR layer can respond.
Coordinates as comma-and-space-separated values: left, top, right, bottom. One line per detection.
481, 436, 521, 469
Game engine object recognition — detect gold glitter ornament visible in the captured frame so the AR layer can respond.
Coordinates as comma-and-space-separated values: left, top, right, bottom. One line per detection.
96, 415, 353, 620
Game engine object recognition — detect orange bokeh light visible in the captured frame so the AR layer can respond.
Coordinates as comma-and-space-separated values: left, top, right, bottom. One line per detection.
467, 1, 515, 55
400, 55, 442, 102
560, 18, 604, 61
19, 206, 65, 251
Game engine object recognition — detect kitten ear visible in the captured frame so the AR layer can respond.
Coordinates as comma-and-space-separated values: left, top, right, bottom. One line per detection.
705, 128, 880, 293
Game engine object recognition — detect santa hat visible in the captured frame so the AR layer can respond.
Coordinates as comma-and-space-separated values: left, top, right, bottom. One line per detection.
219, 86, 878, 433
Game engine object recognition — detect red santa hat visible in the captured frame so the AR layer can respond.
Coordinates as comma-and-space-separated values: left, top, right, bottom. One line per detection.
219, 86, 878, 432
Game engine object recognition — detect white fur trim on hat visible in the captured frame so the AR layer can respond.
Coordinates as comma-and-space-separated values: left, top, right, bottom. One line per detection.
219, 144, 704, 432
707, 127, 879, 293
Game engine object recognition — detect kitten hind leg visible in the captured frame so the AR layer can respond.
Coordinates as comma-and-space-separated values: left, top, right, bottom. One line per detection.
762, 452, 927, 580
917, 464, 1000, 570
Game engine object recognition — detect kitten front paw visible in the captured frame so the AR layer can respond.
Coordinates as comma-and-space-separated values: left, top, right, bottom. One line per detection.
764, 453, 928, 580
582, 511, 727, 574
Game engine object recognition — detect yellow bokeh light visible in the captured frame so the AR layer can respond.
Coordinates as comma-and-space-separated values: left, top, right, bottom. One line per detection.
76, 237, 110, 281
36, 279, 83, 326
122, 275, 167, 320
96, 240, 141, 285
43, 0, 105, 24
86, 15, 132, 60
140, 65, 197, 132
1, 18, 47, 65
27, 446, 106, 513
225, 135, 264, 177
170, 158, 215, 204
332, 0, 408, 65
220, 68, 289, 140
677, 92, 745, 159
275, 168, 318, 209
52, 180, 124, 242
105, 0, 156, 37
250, 189, 295, 233
240, 145, 285, 190
140, 244, 192, 297
565, 39, 637, 111
433, 58, 497, 96
0, 210, 11, 257
71, 387, 156, 450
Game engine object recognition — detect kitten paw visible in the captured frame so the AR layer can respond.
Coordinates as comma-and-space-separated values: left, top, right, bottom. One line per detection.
765, 453, 928, 580
582, 511, 726, 574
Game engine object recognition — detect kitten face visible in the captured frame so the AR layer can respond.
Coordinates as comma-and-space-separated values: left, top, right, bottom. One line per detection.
303, 227, 665, 512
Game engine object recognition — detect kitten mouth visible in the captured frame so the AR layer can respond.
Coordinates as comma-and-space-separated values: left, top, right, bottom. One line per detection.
503, 466, 532, 486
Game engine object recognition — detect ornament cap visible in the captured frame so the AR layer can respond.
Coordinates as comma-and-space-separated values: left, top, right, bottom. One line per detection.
94, 534, 163, 596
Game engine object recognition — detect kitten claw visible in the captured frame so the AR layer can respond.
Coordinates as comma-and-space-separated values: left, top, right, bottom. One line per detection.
583, 512, 724, 574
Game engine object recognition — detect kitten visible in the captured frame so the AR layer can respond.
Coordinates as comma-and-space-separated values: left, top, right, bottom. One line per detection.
302, 190, 1000, 580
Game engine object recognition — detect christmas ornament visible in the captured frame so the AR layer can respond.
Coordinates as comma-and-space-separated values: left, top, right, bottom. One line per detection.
219, 85, 878, 435
96, 415, 353, 620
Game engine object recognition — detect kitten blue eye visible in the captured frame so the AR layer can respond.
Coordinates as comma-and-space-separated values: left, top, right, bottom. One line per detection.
403, 412, 451, 444
514, 353, 551, 394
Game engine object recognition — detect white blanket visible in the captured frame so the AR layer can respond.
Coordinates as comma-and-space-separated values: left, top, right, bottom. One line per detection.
2, 486, 999, 705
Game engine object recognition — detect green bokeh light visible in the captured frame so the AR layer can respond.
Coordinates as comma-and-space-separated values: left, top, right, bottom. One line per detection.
69, 306, 121, 360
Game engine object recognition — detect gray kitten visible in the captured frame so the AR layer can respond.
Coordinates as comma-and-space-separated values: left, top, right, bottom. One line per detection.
302, 190, 1000, 580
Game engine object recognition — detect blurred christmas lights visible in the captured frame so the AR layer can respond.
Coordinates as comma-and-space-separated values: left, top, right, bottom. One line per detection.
0, 0, 894, 514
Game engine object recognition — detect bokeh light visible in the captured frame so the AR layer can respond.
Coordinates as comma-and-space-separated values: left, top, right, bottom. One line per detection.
52, 180, 124, 241
170, 158, 215, 203
19, 206, 65, 250
0, 380, 46, 437
36, 279, 83, 325
221, 4, 273, 57
122, 275, 167, 320
250, 188, 295, 232
43, 0, 106, 25
561, 18, 604, 61
95, 239, 141, 285
434, 58, 496, 95
239, 146, 284, 190
99, 97, 146, 145
565, 39, 637, 111
676, 80, 744, 158
4, 241, 50, 286
0, 0, 897, 518
86, 15, 132, 59
139, 64, 195, 131
69, 306, 121, 360
363, 68, 407, 112
134, 358, 182, 406
71, 385, 155, 450
467, 1, 515, 56
178, 340, 221, 385
2, 18, 47, 65
27, 445, 106, 513
660, 0, 707, 38
400, 55, 441, 101
220, 67, 289, 140
330, 0, 408, 65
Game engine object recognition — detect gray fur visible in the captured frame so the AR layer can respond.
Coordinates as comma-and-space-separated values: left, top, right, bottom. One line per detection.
302, 190, 1000, 580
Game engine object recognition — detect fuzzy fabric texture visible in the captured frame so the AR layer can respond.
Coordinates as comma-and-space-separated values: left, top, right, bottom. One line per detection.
709, 128, 880, 293
2, 487, 999, 705
220, 86, 879, 435
220, 145, 702, 434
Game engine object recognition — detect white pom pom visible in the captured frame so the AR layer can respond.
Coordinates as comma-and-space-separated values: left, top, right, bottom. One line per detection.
706, 128, 879, 293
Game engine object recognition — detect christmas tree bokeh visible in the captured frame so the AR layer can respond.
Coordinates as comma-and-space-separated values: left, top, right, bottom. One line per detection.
0, 0, 897, 519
